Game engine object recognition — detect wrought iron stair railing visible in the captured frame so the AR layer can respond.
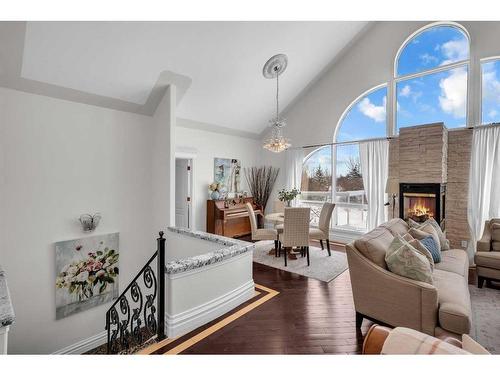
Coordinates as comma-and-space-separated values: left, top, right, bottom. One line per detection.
105, 231, 166, 354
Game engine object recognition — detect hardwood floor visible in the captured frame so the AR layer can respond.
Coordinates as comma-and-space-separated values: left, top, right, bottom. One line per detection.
155, 243, 374, 355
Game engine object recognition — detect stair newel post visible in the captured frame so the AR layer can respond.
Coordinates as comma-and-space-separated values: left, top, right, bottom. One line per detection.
156, 231, 166, 341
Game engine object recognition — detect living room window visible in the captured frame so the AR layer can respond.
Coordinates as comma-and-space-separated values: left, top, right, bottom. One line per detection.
481, 57, 500, 124
395, 23, 469, 132
300, 86, 387, 231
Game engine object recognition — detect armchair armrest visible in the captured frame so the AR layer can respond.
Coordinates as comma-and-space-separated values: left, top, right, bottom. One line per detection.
477, 222, 492, 252
346, 244, 438, 336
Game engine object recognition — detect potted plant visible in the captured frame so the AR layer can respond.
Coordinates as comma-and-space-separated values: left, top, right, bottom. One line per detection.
278, 188, 301, 207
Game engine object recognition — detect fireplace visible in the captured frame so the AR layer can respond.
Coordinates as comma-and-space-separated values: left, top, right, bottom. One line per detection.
399, 183, 445, 224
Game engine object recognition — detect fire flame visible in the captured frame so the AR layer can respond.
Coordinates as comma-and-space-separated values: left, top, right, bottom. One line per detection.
408, 198, 433, 218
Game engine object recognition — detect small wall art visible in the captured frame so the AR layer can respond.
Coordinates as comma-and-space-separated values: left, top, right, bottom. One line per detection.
214, 158, 241, 196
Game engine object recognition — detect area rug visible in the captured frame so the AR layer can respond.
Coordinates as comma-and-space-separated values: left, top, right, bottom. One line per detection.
470, 284, 500, 354
253, 240, 348, 283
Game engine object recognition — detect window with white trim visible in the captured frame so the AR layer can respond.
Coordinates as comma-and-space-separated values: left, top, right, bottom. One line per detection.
395, 24, 469, 131
300, 86, 387, 231
481, 58, 500, 124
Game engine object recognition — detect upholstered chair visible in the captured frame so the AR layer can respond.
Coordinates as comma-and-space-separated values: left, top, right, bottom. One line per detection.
475, 219, 500, 288
245, 203, 279, 254
278, 207, 311, 267
309, 202, 335, 256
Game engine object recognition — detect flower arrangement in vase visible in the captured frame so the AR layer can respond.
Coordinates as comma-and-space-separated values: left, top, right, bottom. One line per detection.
278, 188, 301, 207
208, 182, 226, 200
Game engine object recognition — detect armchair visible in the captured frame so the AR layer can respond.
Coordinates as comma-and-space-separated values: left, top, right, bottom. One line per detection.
475, 219, 500, 288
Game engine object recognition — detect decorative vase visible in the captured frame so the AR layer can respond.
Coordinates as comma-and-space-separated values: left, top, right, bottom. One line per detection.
286, 200, 292, 207
211, 191, 220, 200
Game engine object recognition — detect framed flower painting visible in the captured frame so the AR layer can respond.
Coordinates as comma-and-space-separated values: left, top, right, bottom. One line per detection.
55, 232, 119, 319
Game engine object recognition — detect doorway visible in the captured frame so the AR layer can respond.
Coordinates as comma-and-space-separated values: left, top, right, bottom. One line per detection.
175, 158, 193, 229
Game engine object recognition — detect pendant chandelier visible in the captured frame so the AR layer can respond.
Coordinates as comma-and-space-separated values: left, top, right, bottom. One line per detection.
262, 54, 291, 153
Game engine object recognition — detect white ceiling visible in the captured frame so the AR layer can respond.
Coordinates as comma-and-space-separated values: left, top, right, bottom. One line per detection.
21, 21, 368, 134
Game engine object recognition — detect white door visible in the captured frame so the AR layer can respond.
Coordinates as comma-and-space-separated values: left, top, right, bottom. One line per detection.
175, 159, 191, 228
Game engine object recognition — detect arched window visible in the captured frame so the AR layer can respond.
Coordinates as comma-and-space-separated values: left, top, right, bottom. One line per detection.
333, 85, 387, 230
395, 23, 469, 131
300, 86, 387, 230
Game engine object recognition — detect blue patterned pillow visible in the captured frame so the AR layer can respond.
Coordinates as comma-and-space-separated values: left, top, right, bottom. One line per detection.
419, 236, 441, 263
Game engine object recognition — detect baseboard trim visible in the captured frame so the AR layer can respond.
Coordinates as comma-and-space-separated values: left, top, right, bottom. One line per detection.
52, 330, 107, 355
166, 279, 255, 337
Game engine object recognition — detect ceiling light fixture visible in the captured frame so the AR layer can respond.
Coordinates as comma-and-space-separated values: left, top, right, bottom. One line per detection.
262, 54, 291, 153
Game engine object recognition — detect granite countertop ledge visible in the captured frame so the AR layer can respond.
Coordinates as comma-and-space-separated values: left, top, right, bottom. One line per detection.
165, 227, 255, 275
0, 265, 15, 327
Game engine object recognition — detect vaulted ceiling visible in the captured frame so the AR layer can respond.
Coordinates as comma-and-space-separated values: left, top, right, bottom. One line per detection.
1, 21, 369, 135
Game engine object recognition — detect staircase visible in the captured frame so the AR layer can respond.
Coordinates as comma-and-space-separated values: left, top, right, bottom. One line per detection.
105, 232, 166, 354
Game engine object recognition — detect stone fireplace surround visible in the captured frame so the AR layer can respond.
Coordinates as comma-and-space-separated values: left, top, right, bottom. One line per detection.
388, 122, 473, 249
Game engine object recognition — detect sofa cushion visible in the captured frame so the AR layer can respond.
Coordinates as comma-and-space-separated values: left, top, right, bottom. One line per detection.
475, 251, 500, 269
433, 269, 471, 335
354, 227, 394, 269
380, 218, 409, 237
435, 249, 469, 277
385, 236, 434, 284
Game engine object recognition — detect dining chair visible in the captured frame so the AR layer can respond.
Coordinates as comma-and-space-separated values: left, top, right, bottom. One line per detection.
278, 207, 311, 267
245, 203, 279, 255
273, 200, 285, 214
309, 202, 335, 256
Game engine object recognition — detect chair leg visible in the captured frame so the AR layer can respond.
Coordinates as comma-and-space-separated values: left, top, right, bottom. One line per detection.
274, 240, 278, 257
478, 276, 485, 288
320, 240, 324, 250
326, 239, 331, 257
278, 241, 282, 258
284, 246, 287, 267
306, 246, 310, 266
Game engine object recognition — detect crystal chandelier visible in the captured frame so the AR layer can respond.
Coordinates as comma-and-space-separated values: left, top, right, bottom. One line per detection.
262, 54, 291, 153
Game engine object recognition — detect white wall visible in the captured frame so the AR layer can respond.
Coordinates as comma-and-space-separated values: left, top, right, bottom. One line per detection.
282, 21, 500, 148
0, 86, 175, 354
175, 120, 263, 231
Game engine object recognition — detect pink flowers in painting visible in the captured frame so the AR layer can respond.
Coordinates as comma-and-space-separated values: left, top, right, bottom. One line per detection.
56, 241, 119, 302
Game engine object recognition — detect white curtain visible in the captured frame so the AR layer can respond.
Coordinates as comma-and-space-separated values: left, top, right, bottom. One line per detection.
285, 148, 304, 206
359, 139, 389, 230
467, 126, 500, 254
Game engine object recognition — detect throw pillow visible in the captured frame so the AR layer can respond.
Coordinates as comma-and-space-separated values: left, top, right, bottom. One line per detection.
409, 225, 441, 252
425, 218, 450, 250
419, 236, 441, 263
402, 232, 414, 242
407, 218, 420, 228
410, 218, 449, 250
385, 235, 433, 284
408, 238, 435, 270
